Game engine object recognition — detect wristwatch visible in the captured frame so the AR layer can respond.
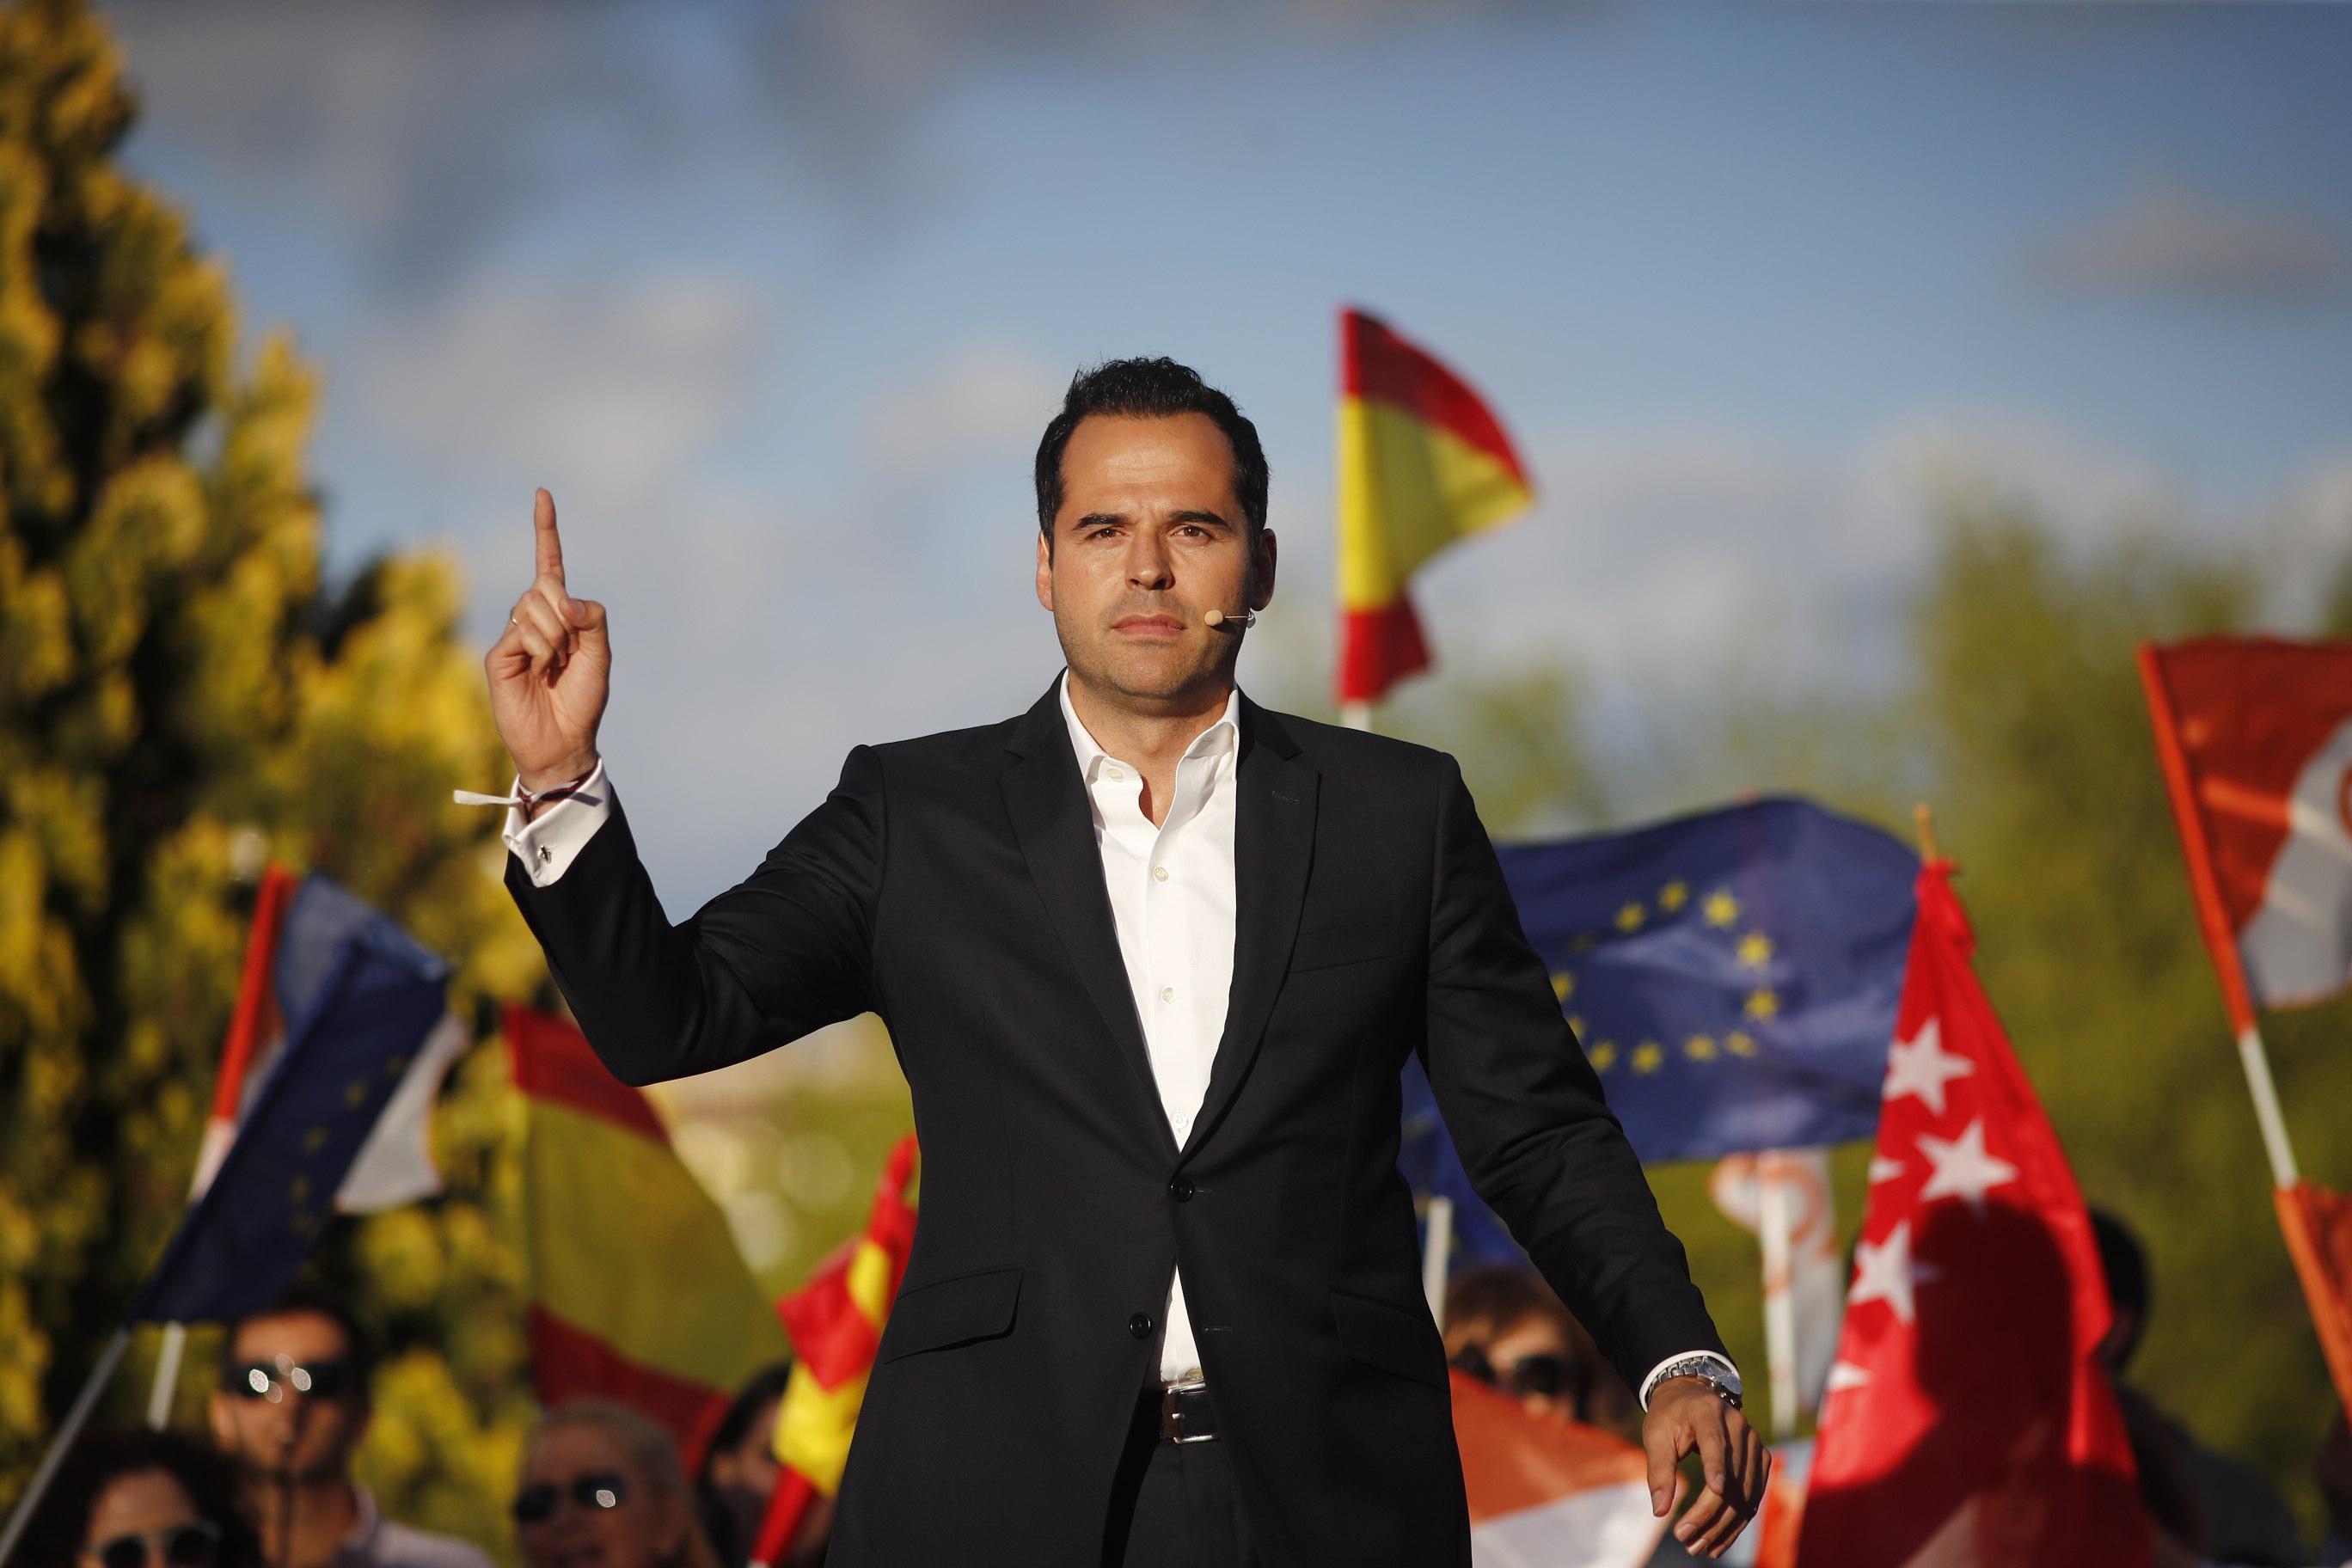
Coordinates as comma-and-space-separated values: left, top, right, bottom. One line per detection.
1651, 1356, 1743, 1410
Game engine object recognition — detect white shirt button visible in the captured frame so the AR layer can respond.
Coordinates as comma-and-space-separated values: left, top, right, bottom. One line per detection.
1153, 866, 1170, 882
1160, 986, 1176, 1003
1106, 764, 1125, 780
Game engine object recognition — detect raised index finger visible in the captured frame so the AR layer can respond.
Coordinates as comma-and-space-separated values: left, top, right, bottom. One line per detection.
533, 487, 565, 584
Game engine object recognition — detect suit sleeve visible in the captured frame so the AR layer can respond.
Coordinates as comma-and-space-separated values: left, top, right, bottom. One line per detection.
1419, 755, 1727, 1392
505, 745, 886, 1087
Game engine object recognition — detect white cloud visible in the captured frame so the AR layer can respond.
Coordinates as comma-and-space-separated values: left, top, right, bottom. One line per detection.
2027, 177, 2352, 304
356, 266, 774, 495
856, 338, 1067, 474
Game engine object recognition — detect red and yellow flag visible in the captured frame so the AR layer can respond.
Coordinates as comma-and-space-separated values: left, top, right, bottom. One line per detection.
1336, 308, 1534, 706
771, 1134, 918, 1493
507, 1004, 787, 1460
748, 1136, 918, 1566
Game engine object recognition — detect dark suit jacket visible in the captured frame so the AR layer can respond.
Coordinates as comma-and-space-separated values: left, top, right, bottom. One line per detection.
506, 679, 1724, 1566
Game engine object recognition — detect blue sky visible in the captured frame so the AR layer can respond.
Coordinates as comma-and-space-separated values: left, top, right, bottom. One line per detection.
104, 1, 2352, 910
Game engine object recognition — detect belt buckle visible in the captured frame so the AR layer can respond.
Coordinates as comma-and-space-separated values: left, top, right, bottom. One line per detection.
1159, 1375, 1215, 1444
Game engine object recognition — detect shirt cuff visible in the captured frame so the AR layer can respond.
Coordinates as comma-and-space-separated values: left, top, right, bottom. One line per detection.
1638, 1350, 1739, 1411
453, 762, 614, 887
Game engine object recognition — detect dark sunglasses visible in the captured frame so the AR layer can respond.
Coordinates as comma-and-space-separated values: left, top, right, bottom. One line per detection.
229, 1357, 355, 1403
1448, 1345, 1582, 1404
86, 1522, 221, 1568
511, 1471, 629, 1526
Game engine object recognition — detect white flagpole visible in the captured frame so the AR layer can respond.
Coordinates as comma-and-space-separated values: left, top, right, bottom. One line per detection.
1343, 702, 1373, 732
1421, 1195, 1455, 1329
1756, 1154, 1799, 1442
145, 1324, 187, 1428
2235, 1022, 2299, 1188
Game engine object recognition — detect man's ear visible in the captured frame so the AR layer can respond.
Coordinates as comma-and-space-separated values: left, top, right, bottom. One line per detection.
1034, 530, 1055, 613
208, 1392, 236, 1449
1249, 528, 1277, 610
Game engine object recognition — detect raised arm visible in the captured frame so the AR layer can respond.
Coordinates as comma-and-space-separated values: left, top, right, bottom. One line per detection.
482, 489, 884, 1086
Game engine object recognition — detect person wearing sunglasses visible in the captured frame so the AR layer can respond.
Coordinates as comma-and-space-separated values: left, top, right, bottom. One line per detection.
19, 1428, 261, 1568
1442, 1264, 1641, 1441
205, 1286, 492, 1568
513, 1404, 721, 1568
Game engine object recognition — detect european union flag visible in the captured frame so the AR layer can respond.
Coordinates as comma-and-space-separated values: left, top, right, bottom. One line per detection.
132, 877, 450, 1322
1406, 796, 1915, 1266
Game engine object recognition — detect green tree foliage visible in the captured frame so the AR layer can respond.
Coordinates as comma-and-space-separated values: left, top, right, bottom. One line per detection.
0, 0, 543, 1544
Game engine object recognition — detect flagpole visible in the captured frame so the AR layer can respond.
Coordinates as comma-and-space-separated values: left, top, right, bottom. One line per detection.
2236, 1023, 2299, 1188
0, 1326, 132, 1567
1421, 1195, 1454, 1330
1756, 1154, 1799, 1442
1343, 702, 1372, 732
146, 1324, 187, 1427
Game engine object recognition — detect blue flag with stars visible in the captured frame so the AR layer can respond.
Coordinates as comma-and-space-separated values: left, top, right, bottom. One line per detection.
1405, 795, 1916, 1266
132, 876, 450, 1322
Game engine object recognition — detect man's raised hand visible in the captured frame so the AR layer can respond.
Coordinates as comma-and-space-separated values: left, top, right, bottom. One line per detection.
485, 488, 609, 791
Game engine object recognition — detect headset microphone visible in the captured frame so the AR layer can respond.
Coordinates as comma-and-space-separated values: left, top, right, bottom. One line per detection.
1204, 609, 1257, 628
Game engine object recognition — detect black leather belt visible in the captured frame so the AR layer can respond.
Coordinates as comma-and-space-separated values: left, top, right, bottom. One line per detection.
1157, 1375, 1217, 1443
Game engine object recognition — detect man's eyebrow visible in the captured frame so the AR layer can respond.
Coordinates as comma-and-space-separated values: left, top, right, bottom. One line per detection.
1167, 509, 1234, 530
1070, 511, 1125, 531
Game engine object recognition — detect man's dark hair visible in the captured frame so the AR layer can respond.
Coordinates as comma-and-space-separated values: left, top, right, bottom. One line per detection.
1033, 357, 1270, 548
19, 1428, 264, 1568
215, 1281, 374, 1399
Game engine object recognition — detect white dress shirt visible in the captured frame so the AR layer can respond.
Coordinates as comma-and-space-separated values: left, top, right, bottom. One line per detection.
1056, 670, 1240, 1381
465, 684, 1733, 1403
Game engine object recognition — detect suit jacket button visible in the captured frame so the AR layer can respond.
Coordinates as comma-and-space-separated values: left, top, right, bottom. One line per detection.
1168, 1175, 1195, 1203
1127, 1312, 1154, 1339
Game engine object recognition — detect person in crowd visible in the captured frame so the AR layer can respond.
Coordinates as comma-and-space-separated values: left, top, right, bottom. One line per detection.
1443, 1263, 1642, 1440
19, 1428, 263, 1568
207, 1284, 492, 1568
690, 1363, 830, 1568
2091, 1208, 2311, 1567
514, 1403, 721, 1568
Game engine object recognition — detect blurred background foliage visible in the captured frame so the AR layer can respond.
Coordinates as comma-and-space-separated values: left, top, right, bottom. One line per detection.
3, 0, 2351, 1554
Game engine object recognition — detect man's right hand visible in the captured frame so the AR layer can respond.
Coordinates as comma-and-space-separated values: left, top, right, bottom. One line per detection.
486, 488, 609, 791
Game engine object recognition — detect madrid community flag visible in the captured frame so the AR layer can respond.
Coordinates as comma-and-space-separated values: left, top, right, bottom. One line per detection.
1451, 1369, 1666, 1567
508, 1004, 787, 1457
1796, 861, 2147, 1568
134, 873, 457, 1322
1336, 307, 1533, 706
2138, 636, 2352, 1025
185, 866, 467, 1215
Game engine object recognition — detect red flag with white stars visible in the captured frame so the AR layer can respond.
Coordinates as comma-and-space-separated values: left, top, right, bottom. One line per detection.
1795, 861, 2149, 1567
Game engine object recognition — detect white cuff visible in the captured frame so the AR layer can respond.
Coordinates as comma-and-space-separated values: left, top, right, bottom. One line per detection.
453, 763, 614, 887
1638, 1350, 1739, 1411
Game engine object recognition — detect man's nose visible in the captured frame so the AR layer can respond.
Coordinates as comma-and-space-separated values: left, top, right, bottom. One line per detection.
1124, 533, 1173, 589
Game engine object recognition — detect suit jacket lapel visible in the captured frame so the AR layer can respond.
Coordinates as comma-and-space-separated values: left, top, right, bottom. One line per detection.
1183, 698, 1318, 1161
1000, 682, 1176, 1157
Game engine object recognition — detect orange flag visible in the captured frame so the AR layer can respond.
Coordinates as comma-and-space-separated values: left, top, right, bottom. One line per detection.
507, 1004, 787, 1459
1450, 1370, 1666, 1565
1336, 308, 1534, 707
2139, 637, 2352, 1416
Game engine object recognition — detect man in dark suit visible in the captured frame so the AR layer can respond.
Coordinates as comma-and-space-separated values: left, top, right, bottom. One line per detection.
475, 358, 1766, 1565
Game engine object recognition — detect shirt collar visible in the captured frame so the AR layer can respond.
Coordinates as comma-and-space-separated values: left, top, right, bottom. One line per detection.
1057, 670, 1241, 782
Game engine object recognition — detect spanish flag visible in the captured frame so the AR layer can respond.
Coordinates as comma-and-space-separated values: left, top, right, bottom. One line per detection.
748, 1136, 918, 1566
507, 1004, 787, 1457
1337, 308, 1534, 707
